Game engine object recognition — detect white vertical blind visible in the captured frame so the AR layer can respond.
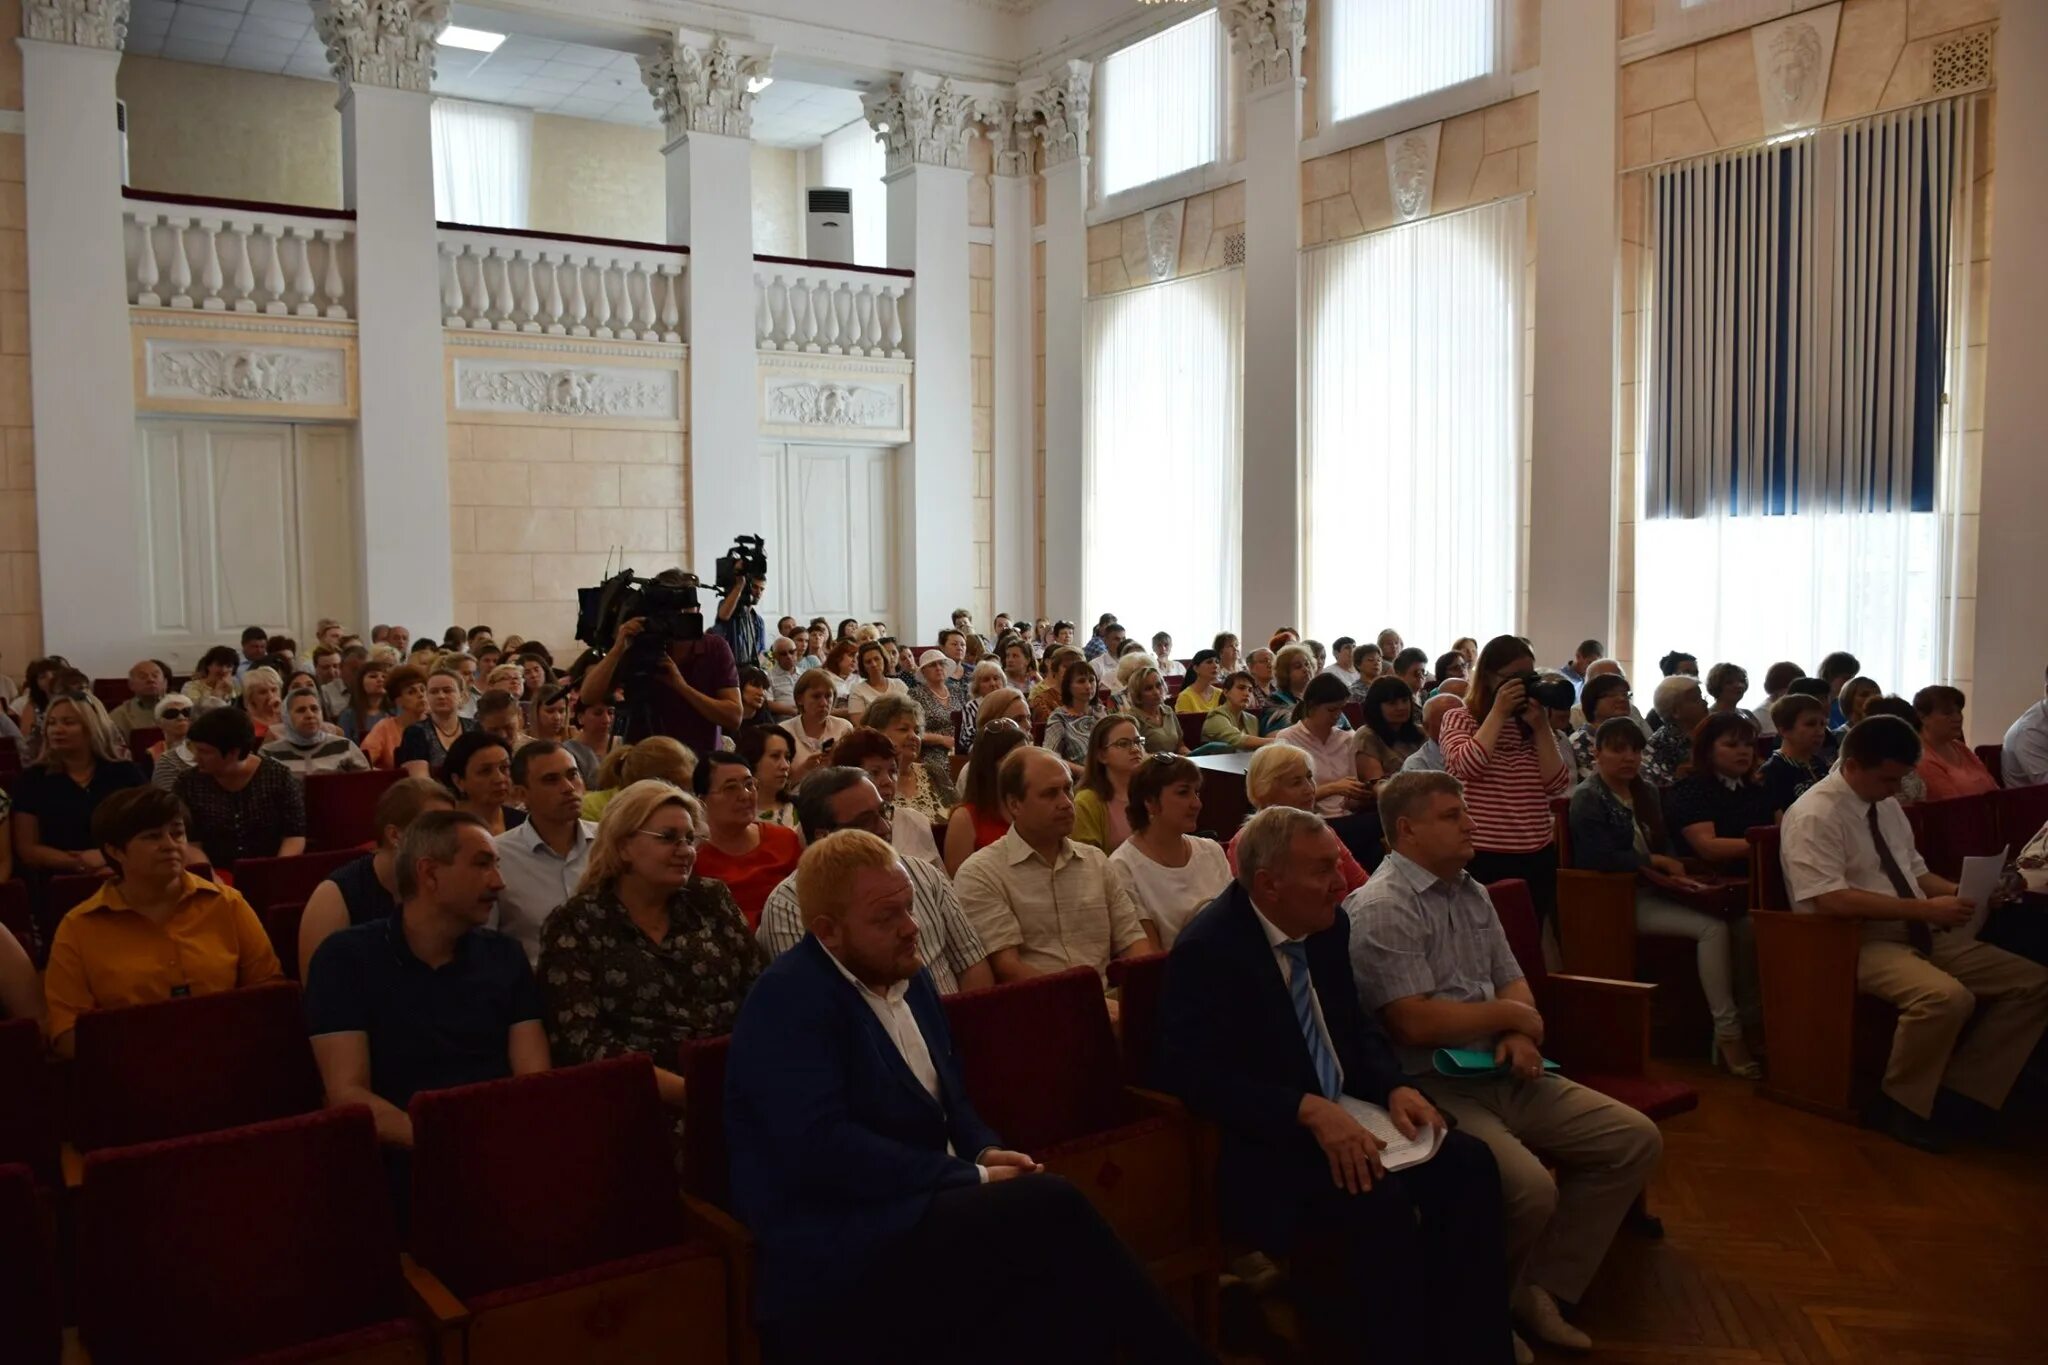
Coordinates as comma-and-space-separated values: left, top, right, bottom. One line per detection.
1328, 0, 1496, 125
1082, 268, 1244, 649
1098, 9, 1225, 198
1301, 198, 1526, 651
820, 118, 888, 268
430, 98, 532, 229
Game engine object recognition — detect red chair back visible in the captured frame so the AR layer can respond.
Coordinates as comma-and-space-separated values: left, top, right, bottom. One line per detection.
0, 1017, 59, 1184
0, 879, 34, 964
45, 871, 110, 920
303, 768, 404, 851
263, 902, 308, 980
1341, 702, 1364, 728
1976, 744, 2004, 787
1105, 952, 1169, 1086
91, 678, 131, 710
1177, 712, 1206, 749
126, 726, 163, 757
1482, 880, 1547, 986
71, 981, 323, 1151
1550, 796, 1576, 865
1905, 792, 1999, 881
0, 1163, 61, 1365
76, 1107, 409, 1365
233, 848, 360, 918
409, 1056, 685, 1301
1993, 781, 2048, 853
679, 1035, 734, 1210
0, 736, 17, 774
1748, 825, 1789, 911
941, 967, 1128, 1153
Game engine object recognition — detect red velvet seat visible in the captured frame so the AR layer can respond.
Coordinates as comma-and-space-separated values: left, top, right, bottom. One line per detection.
0, 1162, 60, 1365
234, 848, 361, 922
943, 968, 1220, 1342
91, 677, 132, 710
1976, 744, 2004, 787
0, 1017, 59, 1185
1905, 791, 2000, 880
675, 1035, 760, 1365
1105, 951, 1170, 1086
1993, 781, 2048, 853
1177, 712, 1206, 749
75, 1106, 452, 1365
0, 878, 35, 964
407, 1056, 729, 1365
70, 980, 324, 1154
264, 902, 309, 980
304, 768, 405, 851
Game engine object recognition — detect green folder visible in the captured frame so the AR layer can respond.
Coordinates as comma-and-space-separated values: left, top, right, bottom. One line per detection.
1431, 1047, 1561, 1077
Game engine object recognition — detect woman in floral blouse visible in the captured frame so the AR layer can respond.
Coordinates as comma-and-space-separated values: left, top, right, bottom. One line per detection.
536, 780, 767, 1112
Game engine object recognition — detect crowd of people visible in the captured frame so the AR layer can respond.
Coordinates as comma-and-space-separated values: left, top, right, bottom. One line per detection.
4, 604, 2047, 1364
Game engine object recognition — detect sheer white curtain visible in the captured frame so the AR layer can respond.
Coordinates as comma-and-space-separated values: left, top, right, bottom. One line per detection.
1328, 0, 1496, 124
1097, 9, 1224, 198
820, 118, 887, 268
431, 98, 531, 229
1082, 268, 1243, 649
1302, 198, 1526, 651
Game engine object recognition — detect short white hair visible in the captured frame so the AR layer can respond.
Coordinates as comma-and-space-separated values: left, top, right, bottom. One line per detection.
1652, 674, 1701, 721
1234, 807, 1329, 889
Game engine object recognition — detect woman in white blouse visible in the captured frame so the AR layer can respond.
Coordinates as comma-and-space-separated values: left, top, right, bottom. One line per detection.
846, 641, 908, 721
780, 667, 853, 783
1272, 673, 1366, 817
1110, 753, 1230, 949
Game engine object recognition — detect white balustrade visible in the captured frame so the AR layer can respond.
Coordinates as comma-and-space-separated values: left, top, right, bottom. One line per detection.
436, 230, 687, 343
124, 198, 356, 319
753, 263, 911, 359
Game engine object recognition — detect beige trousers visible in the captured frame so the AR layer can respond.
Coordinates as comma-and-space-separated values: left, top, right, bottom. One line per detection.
1856, 934, 2048, 1119
1419, 1073, 1663, 1303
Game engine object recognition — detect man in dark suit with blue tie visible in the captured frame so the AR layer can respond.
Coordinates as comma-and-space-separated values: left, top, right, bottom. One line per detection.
1157, 807, 1514, 1363
726, 828, 1214, 1365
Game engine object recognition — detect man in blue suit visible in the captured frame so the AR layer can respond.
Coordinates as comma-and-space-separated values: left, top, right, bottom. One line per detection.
726, 828, 1213, 1365
1157, 807, 1515, 1364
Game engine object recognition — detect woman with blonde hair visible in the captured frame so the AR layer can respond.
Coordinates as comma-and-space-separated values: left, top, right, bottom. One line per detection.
10, 690, 146, 875
581, 735, 697, 822
538, 780, 766, 1111
238, 666, 289, 739
1120, 664, 1185, 756
1224, 744, 1368, 894
780, 667, 854, 781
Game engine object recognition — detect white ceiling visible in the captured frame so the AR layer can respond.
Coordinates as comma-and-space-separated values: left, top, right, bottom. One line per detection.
750, 81, 867, 150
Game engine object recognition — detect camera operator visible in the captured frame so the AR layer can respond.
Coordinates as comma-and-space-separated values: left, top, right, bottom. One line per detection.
579, 570, 742, 756
712, 569, 767, 669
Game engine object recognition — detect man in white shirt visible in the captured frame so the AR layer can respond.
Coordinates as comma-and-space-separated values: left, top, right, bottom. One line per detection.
488, 741, 596, 965
1999, 666, 2048, 789
1088, 622, 1130, 688
1780, 716, 2048, 1151
763, 636, 804, 719
1322, 636, 1361, 690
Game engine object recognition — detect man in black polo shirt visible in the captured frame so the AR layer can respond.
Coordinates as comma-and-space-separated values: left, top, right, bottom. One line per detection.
303, 809, 549, 1148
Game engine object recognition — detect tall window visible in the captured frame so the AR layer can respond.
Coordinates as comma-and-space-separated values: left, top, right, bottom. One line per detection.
820, 118, 888, 268
1097, 10, 1225, 199
1301, 198, 1526, 649
430, 98, 531, 229
1082, 269, 1243, 648
1328, 0, 1496, 126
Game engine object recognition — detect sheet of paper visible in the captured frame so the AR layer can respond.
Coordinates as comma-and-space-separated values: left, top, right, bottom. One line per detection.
1337, 1096, 1446, 1171
1952, 847, 2008, 940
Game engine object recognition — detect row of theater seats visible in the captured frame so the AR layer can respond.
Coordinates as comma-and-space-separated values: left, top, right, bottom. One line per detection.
0, 879, 1694, 1365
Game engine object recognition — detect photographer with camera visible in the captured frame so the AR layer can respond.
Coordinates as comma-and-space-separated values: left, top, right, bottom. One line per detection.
1437, 635, 1574, 930
577, 568, 741, 758
711, 535, 769, 669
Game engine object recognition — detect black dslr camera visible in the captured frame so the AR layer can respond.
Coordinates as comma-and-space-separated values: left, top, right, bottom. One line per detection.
1509, 669, 1580, 713
574, 567, 704, 687
715, 535, 769, 605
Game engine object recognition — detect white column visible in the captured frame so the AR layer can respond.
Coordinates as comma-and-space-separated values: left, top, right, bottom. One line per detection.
1021, 63, 1090, 623
318, 0, 453, 634
990, 105, 1038, 615
22, 31, 137, 674
642, 31, 770, 577
1971, 0, 2048, 730
868, 74, 977, 640
1226, 2, 1306, 642
1524, 0, 1618, 665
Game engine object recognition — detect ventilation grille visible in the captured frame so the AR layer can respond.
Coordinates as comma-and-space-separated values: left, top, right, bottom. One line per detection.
807, 188, 853, 215
1930, 28, 1993, 96
1223, 231, 1246, 268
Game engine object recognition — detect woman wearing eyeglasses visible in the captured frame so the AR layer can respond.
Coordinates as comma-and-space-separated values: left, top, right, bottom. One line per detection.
1569, 673, 1635, 787
1072, 716, 1144, 853
537, 780, 767, 1114
147, 695, 196, 787
690, 752, 802, 932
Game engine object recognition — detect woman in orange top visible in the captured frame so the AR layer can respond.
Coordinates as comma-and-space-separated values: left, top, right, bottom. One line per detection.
41, 785, 281, 1056
361, 664, 430, 770
1913, 685, 2001, 801
690, 752, 801, 932
943, 721, 1029, 875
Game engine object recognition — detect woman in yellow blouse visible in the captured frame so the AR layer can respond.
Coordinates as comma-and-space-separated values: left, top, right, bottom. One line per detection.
1173, 649, 1225, 713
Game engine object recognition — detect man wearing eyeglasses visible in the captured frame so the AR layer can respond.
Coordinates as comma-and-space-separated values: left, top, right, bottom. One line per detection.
764, 636, 804, 719
756, 767, 992, 994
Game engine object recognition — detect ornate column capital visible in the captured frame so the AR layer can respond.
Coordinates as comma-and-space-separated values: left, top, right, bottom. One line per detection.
638, 30, 773, 141
312, 0, 449, 96
21, 0, 129, 48
1016, 60, 1091, 170
863, 72, 978, 175
974, 97, 1029, 178
1222, 0, 1308, 93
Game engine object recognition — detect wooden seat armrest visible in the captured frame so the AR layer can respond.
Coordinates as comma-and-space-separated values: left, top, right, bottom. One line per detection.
1538, 975, 1655, 1077
1555, 871, 1639, 979
61, 1142, 84, 1190
1124, 1086, 1190, 1119
681, 1192, 759, 1365
399, 1253, 471, 1328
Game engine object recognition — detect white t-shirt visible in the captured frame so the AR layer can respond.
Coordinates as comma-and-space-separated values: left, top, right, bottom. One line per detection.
1109, 836, 1232, 949
780, 714, 853, 765
848, 677, 908, 720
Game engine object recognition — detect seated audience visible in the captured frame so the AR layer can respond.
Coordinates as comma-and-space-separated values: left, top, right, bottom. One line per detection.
1273, 674, 1363, 817
1151, 631, 1183, 680
148, 695, 196, 788
336, 659, 393, 742
1202, 671, 1271, 750
847, 640, 908, 721
1837, 676, 1882, 732
1568, 673, 1635, 785
905, 652, 963, 757
1751, 661, 1804, 737
821, 641, 859, 702
955, 746, 1158, 991
1760, 693, 1831, 816
1357, 675, 1427, 773
1659, 651, 1699, 679
563, 692, 616, 787
1000, 637, 1040, 694
1560, 639, 1601, 694
831, 728, 941, 866
1245, 647, 1275, 713
1261, 643, 1317, 736
107, 659, 170, 748
1350, 771, 1662, 1354
1704, 663, 1756, 727
1390, 648, 1430, 697
863, 694, 954, 825
473, 688, 527, 751
1173, 648, 1225, 714
693, 752, 804, 932
1088, 622, 1130, 687
361, 664, 429, 769
780, 667, 854, 781
1645, 675, 1708, 786
943, 721, 1029, 875
738, 724, 799, 828
305, 810, 550, 1149
1227, 745, 1369, 893
238, 666, 288, 739
724, 828, 1207, 1365
958, 660, 1005, 753
1662, 712, 1775, 874
182, 646, 241, 712
441, 729, 522, 838
1044, 659, 1106, 764
299, 777, 454, 978
538, 780, 763, 1115
1157, 806, 1511, 1362
580, 735, 695, 823
176, 707, 306, 869
1862, 696, 1929, 803
1403, 694, 1461, 773
1432, 651, 1467, 689
2000, 665, 2048, 789
261, 687, 370, 776
528, 682, 571, 745
757, 768, 992, 994
1211, 631, 1241, 674
42, 786, 282, 1057
1817, 651, 1861, 727
1072, 714, 1143, 853
1026, 645, 1081, 722
1780, 717, 2048, 1150
11, 692, 145, 875
1109, 754, 1229, 949
973, 685, 1031, 747
1323, 635, 1361, 688
1121, 664, 1185, 755
485, 741, 593, 967
1912, 686, 1999, 800
397, 667, 479, 779
0, 921, 37, 1026
1569, 719, 1761, 1077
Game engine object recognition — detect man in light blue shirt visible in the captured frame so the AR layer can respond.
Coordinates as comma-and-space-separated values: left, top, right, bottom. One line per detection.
1402, 694, 1461, 773
2001, 667, 2048, 789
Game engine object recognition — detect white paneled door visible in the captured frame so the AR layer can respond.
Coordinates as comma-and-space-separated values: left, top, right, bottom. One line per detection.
757, 443, 897, 634
136, 420, 363, 658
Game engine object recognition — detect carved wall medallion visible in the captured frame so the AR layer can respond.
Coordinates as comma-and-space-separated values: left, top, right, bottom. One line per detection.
453, 358, 679, 420
759, 358, 911, 443
1751, 3, 1840, 136
766, 381, 900, 429
1385, 122, 1443, 224
312, 0, 450, 95
146, 343, 346, 406
1143, 203, 1184, 282
23, 0, 128, 48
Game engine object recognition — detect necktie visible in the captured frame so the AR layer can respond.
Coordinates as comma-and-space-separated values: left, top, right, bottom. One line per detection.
1866, 803, 1934, 954
1279, 940, 1342, 1101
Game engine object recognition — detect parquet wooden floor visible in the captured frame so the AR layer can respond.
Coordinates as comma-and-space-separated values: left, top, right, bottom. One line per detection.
1221, 1064, 2048, 1364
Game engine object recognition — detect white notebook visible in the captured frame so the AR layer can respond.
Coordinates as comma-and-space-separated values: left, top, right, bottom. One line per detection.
1338, 1095, 1447, 1171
